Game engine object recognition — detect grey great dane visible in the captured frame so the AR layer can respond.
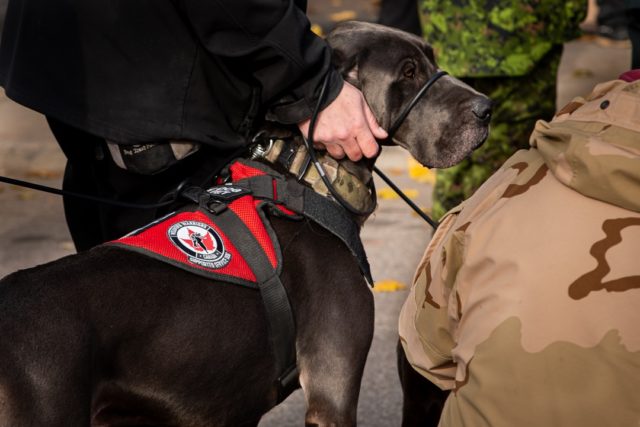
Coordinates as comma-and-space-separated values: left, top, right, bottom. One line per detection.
0, 22, 490, 426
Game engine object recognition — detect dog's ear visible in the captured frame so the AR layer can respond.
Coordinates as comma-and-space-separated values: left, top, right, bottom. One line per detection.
330, 44, 361, 87
327, 22, 368, 87
421, 41, 437, 65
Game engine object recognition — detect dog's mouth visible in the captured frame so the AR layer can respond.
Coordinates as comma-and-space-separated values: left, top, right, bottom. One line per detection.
429, 123, 491, 169
473, 125, 490, 151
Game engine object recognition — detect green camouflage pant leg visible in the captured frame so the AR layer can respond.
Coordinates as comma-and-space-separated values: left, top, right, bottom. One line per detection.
432, 45, 563, 219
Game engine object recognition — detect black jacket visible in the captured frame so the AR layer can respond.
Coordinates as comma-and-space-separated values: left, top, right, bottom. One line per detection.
0, 0, 342, 148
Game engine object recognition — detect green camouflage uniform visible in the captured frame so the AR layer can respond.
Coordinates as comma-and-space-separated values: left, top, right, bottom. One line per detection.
400, 79, 640, 426
420, 0, 587, 218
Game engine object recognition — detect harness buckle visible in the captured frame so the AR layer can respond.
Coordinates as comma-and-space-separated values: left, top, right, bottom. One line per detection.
205, 200, 228, 215
249, 131, 275, 160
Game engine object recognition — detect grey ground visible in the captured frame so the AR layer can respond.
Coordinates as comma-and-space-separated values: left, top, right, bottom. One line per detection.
0, 0, 633, 425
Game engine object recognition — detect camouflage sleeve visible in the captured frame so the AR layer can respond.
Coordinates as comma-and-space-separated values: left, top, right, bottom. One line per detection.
399, 209, 467, 390
420, 0, 587, 77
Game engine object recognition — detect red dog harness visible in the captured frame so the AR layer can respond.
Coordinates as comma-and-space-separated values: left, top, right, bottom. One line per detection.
109, 159, 372, 400
111, 164, 296, 288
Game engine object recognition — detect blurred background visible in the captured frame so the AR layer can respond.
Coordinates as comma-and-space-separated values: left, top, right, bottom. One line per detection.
0, 0, 633, 425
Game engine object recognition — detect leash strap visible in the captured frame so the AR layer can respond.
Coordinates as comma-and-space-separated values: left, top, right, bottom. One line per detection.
386, 70, 448, 138
209, 206, 298, 400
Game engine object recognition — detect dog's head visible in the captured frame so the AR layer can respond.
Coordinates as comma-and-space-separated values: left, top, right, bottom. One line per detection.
327, 21, 491, 168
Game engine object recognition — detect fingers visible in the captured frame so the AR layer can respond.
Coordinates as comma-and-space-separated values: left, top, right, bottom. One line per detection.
364, 102, 389, 140
296, 80, 386, 162
324, 143, 346, 159
339, 137, 364, 161
354, 128, 379, 160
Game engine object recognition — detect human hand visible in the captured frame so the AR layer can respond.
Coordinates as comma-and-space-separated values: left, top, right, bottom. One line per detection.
297, 81, 388, 161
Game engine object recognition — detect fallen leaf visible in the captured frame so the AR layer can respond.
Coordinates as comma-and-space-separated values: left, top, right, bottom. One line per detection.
330, 10, 357, 22
572, 68, 594, 78
408, 157, 436, 184
59, 241, 75, 251
18, 190, 36, 200
373, 280, 407, 293
377, 187, 419, 200
311, 24, 324, 37
25, 169, 63, 179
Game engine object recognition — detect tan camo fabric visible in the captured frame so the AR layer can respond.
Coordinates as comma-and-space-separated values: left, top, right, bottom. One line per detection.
399, 79, 640, 426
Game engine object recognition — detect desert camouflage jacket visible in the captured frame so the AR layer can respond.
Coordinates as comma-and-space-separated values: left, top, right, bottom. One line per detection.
420, 0, 587, 77
399, 79, 640, 426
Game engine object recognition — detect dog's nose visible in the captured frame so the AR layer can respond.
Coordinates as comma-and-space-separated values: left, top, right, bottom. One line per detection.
471, 97, 493, 123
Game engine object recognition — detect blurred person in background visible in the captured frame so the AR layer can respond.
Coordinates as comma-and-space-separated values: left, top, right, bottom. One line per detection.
595, 0, 630, 40
422, 0, 587, 218
627, 0, 640, 67
378, 0, 421, 36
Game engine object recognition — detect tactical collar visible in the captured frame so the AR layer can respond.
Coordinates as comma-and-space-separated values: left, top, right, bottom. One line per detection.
250, 134, 377, 218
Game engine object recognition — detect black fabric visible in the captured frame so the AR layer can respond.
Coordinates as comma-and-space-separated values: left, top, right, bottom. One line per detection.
48, 118, 241, 251
0, 0, 342, 146
378, 0, 421, 36
629, 8, 640, 68
300, 186, 373, 285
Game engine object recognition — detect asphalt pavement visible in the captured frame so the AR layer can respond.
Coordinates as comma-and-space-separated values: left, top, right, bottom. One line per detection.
0, 1, 634, 425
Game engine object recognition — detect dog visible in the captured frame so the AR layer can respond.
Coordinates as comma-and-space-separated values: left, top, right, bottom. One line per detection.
0, 22, 490, 426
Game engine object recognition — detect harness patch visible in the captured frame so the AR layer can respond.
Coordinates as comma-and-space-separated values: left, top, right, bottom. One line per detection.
167, 220, 231, 269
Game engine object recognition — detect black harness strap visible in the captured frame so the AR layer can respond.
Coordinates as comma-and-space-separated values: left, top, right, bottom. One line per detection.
234, 172, 373, 285
209, 207, 298, 400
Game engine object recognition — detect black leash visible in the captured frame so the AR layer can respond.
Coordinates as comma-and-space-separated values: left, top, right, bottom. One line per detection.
0, 175, 186, 209
372, 165, 439, 229
303, 70, 447, 229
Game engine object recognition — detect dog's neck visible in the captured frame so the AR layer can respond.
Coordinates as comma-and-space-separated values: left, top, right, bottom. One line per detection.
252, 130, 376, 222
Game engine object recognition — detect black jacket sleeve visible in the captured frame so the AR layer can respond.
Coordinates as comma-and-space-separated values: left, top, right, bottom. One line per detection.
178, 0, 343, 124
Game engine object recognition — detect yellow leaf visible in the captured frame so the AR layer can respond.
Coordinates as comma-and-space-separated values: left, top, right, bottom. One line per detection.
377, 187, 419, 200
59, 241, 75, 251
408, 157, 436, 184
330, 10, 357, 22
25, 169, 63, 179
311, 24, 324, 37
373, 280, 407, 293
18, 190, 36, 200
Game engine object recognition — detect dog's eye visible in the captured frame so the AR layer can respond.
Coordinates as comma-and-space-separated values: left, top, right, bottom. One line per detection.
402, 62, 416, 79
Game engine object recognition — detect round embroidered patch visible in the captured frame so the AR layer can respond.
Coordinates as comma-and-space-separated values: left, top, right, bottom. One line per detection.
168, 221, 231, 269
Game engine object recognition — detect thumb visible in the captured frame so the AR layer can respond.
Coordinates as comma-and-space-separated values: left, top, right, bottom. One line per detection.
363, 102, 388, 140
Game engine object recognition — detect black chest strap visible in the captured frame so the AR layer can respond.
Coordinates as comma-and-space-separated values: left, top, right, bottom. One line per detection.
210, 207, 299, 401
234, 174, 374, 285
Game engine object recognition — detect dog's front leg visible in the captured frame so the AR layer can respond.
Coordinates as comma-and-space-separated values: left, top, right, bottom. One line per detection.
293, 281, 374, 427
274, 217, 375, 426
297, 305, 374, 427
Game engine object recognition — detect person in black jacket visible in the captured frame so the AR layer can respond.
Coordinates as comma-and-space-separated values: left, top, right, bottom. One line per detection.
0, 0, 387, 251
378, 0, 421, 36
